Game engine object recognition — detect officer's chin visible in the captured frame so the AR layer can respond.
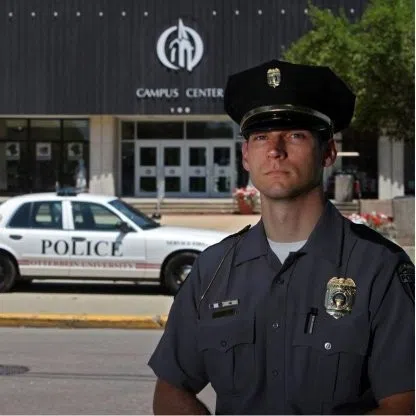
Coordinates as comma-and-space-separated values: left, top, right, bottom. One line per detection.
262, 182, 322, 202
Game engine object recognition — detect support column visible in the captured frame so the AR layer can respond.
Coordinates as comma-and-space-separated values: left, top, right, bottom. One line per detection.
391, 138, 404, 197
323, 132, 342, 194
88, 116, 117, 195
378, 135, 392, 199
378, 134, 405, 199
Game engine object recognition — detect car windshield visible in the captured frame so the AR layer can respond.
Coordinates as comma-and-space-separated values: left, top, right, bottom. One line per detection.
109, 199, 160, 230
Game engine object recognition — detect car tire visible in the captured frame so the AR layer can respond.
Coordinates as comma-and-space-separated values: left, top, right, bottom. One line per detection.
163, 251, 198, 295
0, 255, 17, 293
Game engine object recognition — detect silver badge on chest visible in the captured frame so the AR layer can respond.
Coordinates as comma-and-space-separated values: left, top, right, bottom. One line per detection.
325, 277, 356, 319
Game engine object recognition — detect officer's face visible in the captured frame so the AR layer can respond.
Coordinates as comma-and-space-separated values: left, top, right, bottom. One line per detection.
242, 129, 337, 200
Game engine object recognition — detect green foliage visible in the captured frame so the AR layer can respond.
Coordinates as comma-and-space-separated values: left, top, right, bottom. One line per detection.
284, 0, 415, 141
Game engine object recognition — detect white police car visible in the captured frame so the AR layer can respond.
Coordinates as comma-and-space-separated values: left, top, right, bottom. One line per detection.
0, 190, 229, 294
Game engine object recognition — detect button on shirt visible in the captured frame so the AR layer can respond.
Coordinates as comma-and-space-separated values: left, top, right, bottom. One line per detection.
148, 202, 415, 415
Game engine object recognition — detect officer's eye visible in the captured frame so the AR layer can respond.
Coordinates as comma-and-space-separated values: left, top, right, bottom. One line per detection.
251, 134, 268, 141
287, 131, 307, 140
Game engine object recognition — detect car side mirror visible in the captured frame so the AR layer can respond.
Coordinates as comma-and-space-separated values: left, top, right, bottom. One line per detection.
118, 221, 131, 234
151, 212, 162, 220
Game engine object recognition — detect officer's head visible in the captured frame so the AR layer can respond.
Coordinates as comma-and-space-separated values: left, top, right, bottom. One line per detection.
224, 59, 355, 141
224, 60, 356, 199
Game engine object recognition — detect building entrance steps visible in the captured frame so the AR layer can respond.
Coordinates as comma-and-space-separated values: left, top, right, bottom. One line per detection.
123, 198, 359, 216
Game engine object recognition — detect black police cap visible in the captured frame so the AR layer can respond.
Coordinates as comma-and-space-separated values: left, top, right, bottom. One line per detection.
224, 60, 356, 139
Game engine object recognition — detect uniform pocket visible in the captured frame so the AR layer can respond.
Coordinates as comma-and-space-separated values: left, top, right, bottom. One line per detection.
291, 312, 369, 407
197, 315, 255, 395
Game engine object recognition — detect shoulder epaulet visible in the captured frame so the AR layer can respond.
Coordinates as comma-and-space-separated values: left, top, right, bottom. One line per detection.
397, 261, 415, 304
221, 224, 251, 242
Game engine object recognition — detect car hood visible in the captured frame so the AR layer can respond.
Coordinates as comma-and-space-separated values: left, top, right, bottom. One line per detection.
144, 225, 229, 247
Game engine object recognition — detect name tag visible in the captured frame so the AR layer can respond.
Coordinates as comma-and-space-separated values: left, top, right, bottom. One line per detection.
209, 299, 239, 309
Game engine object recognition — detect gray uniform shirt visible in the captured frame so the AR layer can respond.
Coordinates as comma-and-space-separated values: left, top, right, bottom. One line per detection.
148, 201, 415, 414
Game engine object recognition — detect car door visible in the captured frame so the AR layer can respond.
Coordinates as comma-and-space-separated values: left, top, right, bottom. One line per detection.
67, 200, 146, 279
4, 200, 71, 277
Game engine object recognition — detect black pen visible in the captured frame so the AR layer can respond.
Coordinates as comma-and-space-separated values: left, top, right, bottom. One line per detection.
305, 308, 318, 334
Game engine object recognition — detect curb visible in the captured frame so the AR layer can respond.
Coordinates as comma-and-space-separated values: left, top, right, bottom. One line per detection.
0, 313, 168, 329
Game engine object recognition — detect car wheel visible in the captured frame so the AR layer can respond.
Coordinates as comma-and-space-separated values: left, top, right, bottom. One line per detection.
163, 251, 198, 295
0, 255, 17, 293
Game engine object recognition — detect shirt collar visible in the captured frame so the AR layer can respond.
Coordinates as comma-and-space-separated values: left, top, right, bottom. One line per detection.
234, 201, 345, 267
234, 220, 269, 266
299, 201, 345, 267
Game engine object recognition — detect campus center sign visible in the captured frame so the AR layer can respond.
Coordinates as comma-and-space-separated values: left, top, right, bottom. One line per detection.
136, 18, 223, 102
156, 18, 203, 72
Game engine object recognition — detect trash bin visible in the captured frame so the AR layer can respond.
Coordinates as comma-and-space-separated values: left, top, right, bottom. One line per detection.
335, 173, 354, 202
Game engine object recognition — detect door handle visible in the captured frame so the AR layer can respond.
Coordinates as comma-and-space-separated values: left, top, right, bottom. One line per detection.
72, 237, 86, 242
9, 235, 22, 240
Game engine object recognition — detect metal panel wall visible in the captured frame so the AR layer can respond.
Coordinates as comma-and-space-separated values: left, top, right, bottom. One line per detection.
0, 0, 368, 115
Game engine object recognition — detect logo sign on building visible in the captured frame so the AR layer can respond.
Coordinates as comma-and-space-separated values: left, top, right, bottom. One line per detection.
156, 19, 203, 72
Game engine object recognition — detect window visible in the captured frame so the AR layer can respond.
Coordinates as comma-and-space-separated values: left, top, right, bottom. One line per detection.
31, 201, 63, 229
31, 120, 60, 141
71, 202, 122, 231
7, 202, 31, 228
187, 122, 234, 139
109, 199, 159, 230
0, 118, 90, 195
136, 122, 183, 139
121, 142, 134, 195
63, 120, 89, 142
121, 122, 135, 141
0, 119, 28, 141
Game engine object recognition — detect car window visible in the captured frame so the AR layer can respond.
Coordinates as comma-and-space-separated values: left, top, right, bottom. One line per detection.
109, 199, 160, 230
31, 201, 63, 230
71, 202, 123, 231
7, 202, 31, 228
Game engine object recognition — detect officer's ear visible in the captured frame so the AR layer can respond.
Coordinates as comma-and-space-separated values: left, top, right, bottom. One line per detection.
322, 138, 337, 168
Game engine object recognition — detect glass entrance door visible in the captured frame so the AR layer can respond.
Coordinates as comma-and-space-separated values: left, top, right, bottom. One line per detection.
135, 140, 234, 197
211, 141, 233, 196
162, 143, 183, 195
136, 144, 158, 195
186, 143, 208, 196
135, 141, 184, 197
185, 141, 234, 197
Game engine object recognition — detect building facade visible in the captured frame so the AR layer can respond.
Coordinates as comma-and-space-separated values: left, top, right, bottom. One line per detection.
0, 0, 412, 199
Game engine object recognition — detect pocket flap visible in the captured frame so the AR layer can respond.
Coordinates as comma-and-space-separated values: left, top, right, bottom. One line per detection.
197, 317, 254, 352
293, 312, 369, 355
293, 331, 367, 355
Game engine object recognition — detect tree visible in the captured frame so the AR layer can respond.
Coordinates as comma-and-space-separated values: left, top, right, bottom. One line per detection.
284, 0, 415, 142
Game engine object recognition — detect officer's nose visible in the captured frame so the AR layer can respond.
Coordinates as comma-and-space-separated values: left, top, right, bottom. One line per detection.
267, 135, 287, 159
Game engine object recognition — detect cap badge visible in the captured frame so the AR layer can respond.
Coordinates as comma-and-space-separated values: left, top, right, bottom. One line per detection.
324, 277, 356, 319
267, 68, 281, 88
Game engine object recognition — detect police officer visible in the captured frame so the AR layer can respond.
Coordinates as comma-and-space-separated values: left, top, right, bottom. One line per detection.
148, 60, 415, 414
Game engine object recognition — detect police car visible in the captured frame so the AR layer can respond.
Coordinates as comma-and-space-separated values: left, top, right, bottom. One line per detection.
0, 190, 229, 294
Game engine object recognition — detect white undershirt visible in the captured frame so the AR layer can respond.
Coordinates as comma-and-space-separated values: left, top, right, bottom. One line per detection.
267, 238, 307, 264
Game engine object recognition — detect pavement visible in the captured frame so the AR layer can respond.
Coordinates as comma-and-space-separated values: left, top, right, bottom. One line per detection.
0, 213, 414, 330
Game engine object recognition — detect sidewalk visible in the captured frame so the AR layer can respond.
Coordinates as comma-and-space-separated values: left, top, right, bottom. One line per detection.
0, 213, 413, 330
161, 213, 261, 232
